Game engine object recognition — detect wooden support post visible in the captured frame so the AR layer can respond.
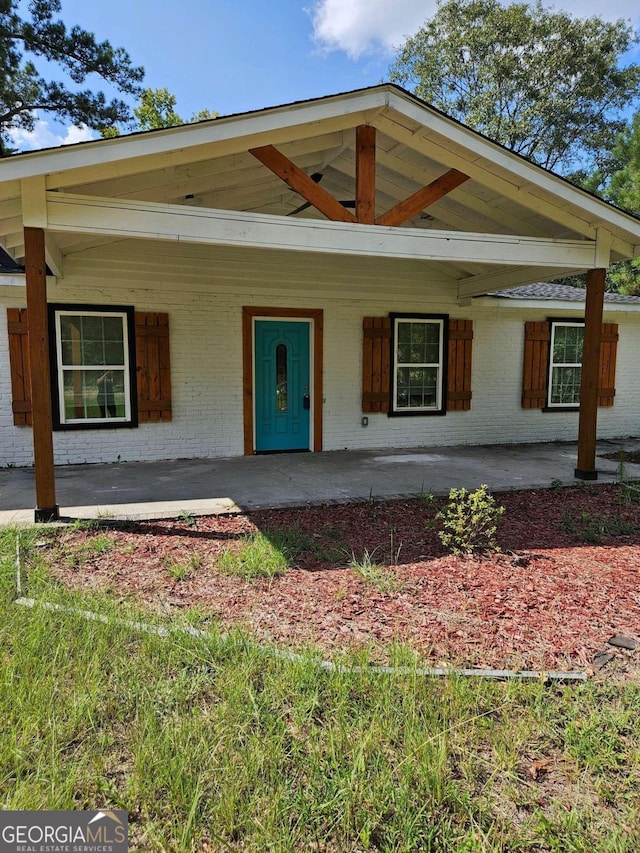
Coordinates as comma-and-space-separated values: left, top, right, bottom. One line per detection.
355, 125, 376, 224
24, 226, 58, 521
575, 267, 606, 480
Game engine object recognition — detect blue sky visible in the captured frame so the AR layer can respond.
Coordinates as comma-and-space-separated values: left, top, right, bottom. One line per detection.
9, 0, 640, 151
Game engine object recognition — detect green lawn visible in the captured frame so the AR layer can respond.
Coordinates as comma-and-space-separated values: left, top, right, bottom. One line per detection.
1, 526, 639, 852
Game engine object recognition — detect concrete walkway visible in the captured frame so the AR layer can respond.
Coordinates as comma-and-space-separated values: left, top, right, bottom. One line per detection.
0, 438, 638, 525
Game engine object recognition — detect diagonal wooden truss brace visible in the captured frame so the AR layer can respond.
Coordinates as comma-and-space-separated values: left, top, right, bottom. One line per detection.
249, 144, 357, 223
250, 125, 469, 226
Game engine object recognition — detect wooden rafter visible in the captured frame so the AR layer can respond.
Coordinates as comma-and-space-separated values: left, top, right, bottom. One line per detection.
355, 125, 376, 224
249, 144, 356, 223
375, 169, 470, 227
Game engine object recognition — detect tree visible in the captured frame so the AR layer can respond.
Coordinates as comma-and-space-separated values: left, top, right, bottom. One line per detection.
0, 0, 144, 154
595, 112, 640, 295
388, 0, 640, 175
102, 88, 218, 137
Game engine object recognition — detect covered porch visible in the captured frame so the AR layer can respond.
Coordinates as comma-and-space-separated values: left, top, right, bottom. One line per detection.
0, 438, 637, 525
2, 86, 640, 521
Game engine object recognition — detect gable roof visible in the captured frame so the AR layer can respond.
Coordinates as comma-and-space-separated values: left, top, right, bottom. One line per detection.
0, 84, 638, 295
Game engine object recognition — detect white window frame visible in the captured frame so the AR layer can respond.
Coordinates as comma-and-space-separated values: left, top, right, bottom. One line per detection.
547, 321, 584, 409
392, 316, 445, 414
53, 308, 133, 426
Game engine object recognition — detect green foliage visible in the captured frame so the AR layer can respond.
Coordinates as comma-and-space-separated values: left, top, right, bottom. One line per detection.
101, 87, 219, 137
560, 510, 635, 543
348, 549, 400, 592
388, 0, 640, 174
0, 0, 144, 152
436, 484, 505, 554
219, 531, 290, 578
164, 551, 202, 581
584, 110, 640, 295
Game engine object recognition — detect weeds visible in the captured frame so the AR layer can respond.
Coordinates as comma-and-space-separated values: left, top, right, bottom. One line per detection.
561, 511, 635, 543
348, 549, 400, 593
219, 531, 289, 578
163, 551, 202, 581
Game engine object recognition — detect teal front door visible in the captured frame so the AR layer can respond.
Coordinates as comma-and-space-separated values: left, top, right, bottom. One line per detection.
254, 320, 311, 452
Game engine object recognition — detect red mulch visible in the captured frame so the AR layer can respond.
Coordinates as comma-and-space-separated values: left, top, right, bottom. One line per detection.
43, 484, 640, 675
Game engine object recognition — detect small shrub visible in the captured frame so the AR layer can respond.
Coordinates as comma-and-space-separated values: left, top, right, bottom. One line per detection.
436, 484, 505, 555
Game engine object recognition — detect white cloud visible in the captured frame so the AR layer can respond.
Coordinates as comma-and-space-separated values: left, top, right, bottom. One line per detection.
309, 0, 430, 59
7, 117, 95, 152
309, 0, 640, 60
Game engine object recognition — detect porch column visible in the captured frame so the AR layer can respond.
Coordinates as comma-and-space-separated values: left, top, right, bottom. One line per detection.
24, 226, 59, 521
575, 267, 606, 480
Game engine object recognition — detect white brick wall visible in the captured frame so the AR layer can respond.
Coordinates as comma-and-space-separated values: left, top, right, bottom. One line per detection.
1, 241, 639, 467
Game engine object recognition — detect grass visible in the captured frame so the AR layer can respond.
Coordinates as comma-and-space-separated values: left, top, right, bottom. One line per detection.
2, 526, 640, 851
349, 549, 401, 593
219, 530, 291, 578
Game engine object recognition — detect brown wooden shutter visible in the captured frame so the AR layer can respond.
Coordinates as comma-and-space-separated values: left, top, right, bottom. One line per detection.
521, 321, 551, 408
7, 308, 32, 426
135, 312, 172, 422
447, 319, 473, 411
362, 316, 390, 413
598, 323, 618, 407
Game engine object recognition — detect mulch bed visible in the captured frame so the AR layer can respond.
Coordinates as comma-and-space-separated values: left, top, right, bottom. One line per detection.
42, 484, 640, 675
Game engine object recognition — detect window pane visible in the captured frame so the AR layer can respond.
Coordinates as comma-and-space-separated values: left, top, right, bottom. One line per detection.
59, 314, 126, 367
396, 366, 438, 408
62, 368, 127, 421
397, 321, 440, 365
550, 366, 581, 405
104, 340, 125, 364
553, 325, 583, 364
276, 343, 288, 412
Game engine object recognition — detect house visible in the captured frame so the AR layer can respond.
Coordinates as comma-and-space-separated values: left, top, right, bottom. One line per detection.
1, 84, 640, 520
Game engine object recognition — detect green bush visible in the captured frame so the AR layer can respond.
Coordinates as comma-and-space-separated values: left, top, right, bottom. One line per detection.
436, 484, 505, 555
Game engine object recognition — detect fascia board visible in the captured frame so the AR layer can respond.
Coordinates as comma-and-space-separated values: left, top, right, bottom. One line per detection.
0, 89, 391, 183
386, 89, 640, 242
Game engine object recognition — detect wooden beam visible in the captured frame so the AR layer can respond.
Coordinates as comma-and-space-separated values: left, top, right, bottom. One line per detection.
458, 265, 583, 298
45, 192, 600, 269
249, 144, 357, 223
575, 267, 606, 480
376, 169, 470, 227
355, 125, 376, 224
24, 226, 58, 521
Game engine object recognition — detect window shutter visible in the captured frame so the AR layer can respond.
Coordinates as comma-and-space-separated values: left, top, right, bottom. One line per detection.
7, 308, 32, 426
135, 312, 172, 422
447, 319, 473, 411
362, 316, 390, 413
598, 323, 618, 407
521, 321, 550, 408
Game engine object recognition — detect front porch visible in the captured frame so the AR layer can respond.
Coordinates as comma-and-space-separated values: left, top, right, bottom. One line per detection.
1, 438, 637, 525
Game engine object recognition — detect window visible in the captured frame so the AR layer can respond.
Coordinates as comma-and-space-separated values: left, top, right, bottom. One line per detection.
391, 314, 446, 415
50, 305, 137, 429
548, 322, 584, 408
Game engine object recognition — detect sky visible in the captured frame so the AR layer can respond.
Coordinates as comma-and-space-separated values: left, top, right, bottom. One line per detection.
8, 0, 640, 152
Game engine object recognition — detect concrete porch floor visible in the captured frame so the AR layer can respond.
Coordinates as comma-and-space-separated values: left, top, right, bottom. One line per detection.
1, 438, 638, 525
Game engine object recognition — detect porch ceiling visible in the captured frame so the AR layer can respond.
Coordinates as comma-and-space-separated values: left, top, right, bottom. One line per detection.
0, 85, 639, 294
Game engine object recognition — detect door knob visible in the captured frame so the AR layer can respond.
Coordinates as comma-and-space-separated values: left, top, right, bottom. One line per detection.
303, 394, 310, 410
